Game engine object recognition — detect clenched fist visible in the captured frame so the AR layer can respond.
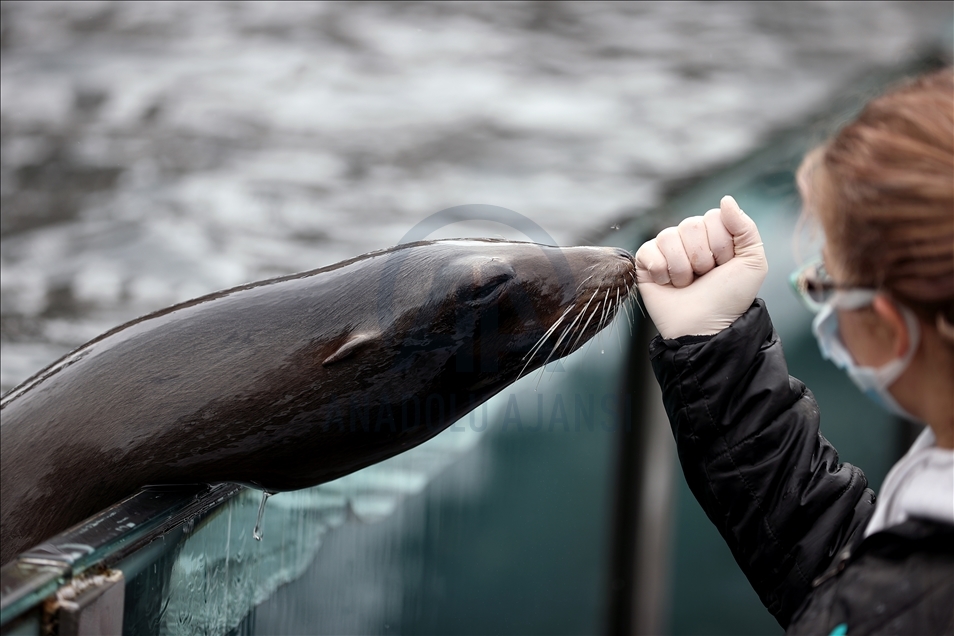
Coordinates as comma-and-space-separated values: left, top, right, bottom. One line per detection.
635, 195, 768, 339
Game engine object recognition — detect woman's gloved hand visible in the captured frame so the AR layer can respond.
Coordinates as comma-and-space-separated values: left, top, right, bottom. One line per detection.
634, 195, 768, 339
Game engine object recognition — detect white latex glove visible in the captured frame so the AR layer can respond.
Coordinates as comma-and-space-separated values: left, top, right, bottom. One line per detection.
634, 195, 768, 339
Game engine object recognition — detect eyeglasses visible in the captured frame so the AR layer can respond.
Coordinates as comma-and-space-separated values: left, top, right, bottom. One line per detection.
788, 258, 878, 313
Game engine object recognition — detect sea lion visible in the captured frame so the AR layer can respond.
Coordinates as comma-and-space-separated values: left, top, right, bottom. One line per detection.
0, 239, 636, 563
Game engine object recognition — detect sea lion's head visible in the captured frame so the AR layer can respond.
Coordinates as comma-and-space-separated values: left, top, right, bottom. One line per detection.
321, 239, 636, 399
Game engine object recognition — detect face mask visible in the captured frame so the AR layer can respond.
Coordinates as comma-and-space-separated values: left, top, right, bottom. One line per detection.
811, 299, 922, 422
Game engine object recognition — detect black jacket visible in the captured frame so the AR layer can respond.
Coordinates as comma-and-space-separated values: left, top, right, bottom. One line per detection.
649, 300, 954, 634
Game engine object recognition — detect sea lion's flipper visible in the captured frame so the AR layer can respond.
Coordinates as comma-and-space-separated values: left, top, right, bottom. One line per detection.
322, 332, 380, 366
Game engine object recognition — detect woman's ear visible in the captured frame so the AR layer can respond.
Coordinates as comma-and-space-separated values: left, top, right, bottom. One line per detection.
871, 295, 911, 359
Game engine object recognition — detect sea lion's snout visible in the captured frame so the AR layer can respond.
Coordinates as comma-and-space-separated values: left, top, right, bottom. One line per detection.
501, 243, 637, 377
612, 246, 636, 261
562, 245, 637, 298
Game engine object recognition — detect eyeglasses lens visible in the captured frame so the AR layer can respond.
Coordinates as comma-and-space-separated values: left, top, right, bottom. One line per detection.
805, 263, 831, 305
789, 259, 833, 312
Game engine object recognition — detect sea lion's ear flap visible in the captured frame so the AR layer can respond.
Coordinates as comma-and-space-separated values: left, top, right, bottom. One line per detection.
322, 332, 380, 366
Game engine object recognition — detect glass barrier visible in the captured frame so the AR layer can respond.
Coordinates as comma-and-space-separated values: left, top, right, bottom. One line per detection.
2, 321, 636, 635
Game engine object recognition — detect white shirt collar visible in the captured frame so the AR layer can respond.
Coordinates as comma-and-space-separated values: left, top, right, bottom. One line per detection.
864, 427, 954, 537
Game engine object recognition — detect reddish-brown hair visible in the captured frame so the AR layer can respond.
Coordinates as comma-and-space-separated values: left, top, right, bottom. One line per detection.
797, 67, 954, 339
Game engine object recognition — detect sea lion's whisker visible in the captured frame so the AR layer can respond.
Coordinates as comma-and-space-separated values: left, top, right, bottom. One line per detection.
558, 323, 574, 351
621, 290, 635, 336
575, 274, 595, 292
597, 289, 611, 332
597, 296, 613, 347
557, 306, 588, 357
541, 321, 575, 371
563, 287, 599, 352
518, 304, 575, 378
522, 304, 574, 362
521, 322, 564, 373
634, 289, 647, 318
535, 317, 580, 389
569, 296, 602, 354
532, 322, 577, 387
614, 289, 624, 352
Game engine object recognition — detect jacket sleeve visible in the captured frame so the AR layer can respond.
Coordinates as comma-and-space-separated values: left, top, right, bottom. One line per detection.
649, 299, 876, 628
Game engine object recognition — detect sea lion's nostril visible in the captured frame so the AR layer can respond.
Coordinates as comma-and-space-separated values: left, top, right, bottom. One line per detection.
616, 248, 633, 259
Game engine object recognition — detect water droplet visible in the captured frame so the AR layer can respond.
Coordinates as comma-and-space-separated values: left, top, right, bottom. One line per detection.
600, 349, 604, 354
253, 490, 273, 541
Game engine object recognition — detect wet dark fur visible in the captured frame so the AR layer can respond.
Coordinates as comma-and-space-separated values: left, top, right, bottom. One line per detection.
0, 239, 635, 563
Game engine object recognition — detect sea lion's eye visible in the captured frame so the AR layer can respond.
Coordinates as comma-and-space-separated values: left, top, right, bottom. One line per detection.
471, 272, 513, 302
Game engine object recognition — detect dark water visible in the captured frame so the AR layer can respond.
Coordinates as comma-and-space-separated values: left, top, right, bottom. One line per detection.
2, 1, 951, 393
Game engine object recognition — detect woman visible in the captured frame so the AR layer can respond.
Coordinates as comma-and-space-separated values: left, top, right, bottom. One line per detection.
634, 68, 953, 634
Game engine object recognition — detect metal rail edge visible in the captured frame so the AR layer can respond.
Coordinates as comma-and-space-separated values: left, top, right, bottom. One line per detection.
0, 482, 244, 626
